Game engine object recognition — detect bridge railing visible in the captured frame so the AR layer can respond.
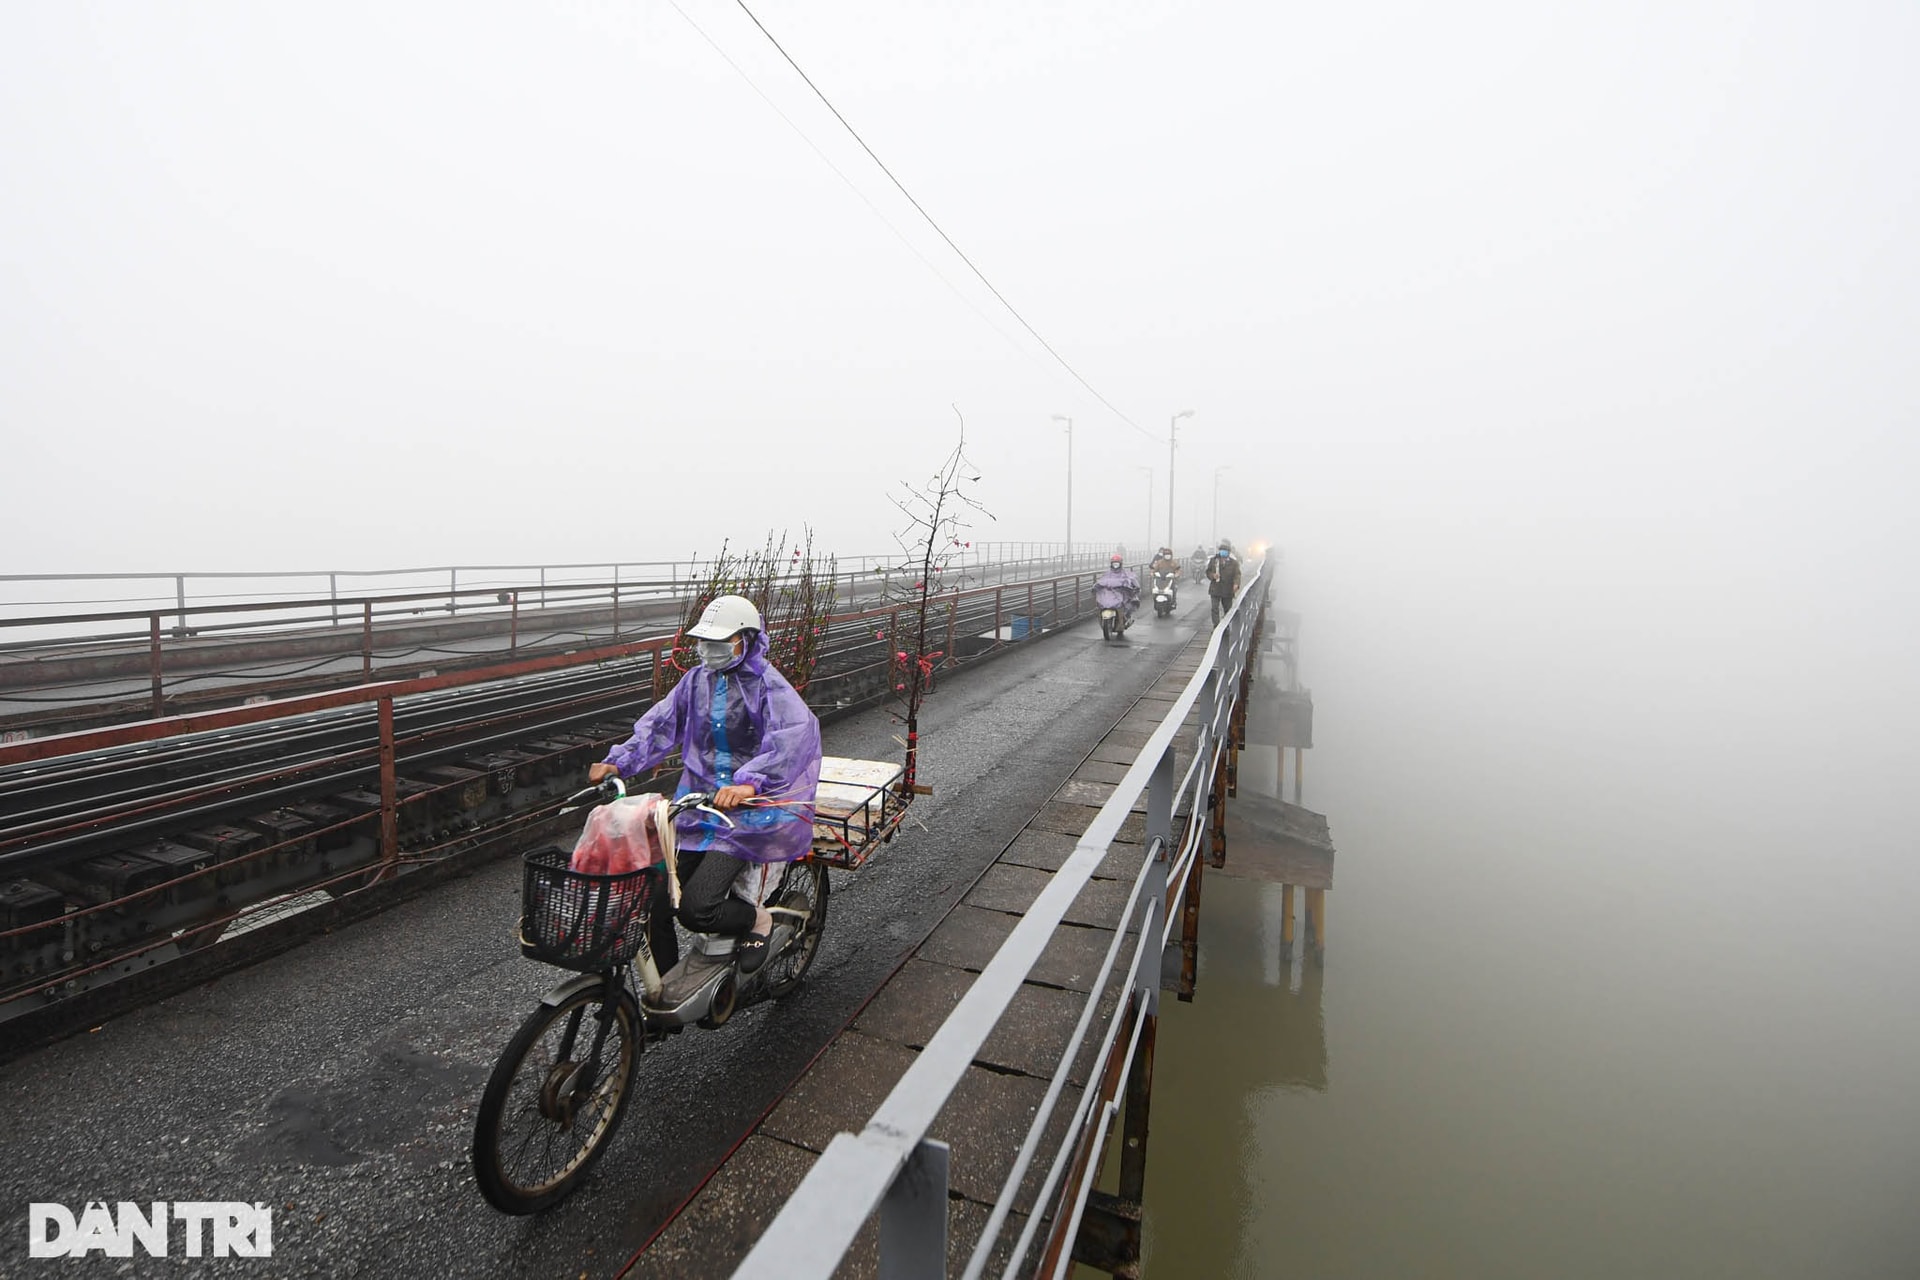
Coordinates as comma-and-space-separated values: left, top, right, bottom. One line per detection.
0, 547, 1126, 729
732, 560, 1269, 1280
0, 545, 1118, 637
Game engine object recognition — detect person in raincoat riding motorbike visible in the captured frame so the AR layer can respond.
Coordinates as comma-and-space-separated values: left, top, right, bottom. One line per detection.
588, 595, 822, 976
1094, 553, 1141, 634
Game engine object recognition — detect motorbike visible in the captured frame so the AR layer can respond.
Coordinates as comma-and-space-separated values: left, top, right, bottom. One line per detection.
1188, 551, 1208, 581
472, 779, 828, 1214
1151, 570, 1177, 618
1095, 580, 1137, 642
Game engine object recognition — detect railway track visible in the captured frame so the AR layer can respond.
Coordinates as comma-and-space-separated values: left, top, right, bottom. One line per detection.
0, 573, 1099, 1040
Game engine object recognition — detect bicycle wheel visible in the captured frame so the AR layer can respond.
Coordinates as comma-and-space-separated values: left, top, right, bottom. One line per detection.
762, 862, 829, 999
472, 980, 642, 1214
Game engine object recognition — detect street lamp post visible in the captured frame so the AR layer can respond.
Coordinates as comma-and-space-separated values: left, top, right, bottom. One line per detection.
1052, 415, 1073, 566
1169, 410, 1194, 551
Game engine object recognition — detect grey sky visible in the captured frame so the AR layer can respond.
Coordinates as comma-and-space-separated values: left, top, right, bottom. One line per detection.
6, 0, 1907, 575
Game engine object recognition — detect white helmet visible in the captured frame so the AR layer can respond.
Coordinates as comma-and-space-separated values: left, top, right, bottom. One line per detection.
687, 594, 763, 640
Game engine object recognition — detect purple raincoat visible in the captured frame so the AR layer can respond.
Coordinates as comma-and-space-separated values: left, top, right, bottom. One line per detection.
600, 629, 822, 864
1094, 567, 1139, 615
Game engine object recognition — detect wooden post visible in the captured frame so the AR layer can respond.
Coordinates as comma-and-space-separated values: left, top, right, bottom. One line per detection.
1293, 748, 1304, 805
1305, 887, 1326, 957
1209, 753, 1228, 869
1178, 843, 1203, 1002
377, 696, 399, 871
1119, 1014, 1157, 1197
1280, 884, 1296, 959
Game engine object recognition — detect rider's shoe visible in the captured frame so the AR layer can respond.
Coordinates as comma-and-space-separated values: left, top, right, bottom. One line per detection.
735, 932, 771, 976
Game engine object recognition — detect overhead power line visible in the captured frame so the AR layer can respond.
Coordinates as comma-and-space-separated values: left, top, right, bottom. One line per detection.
662, 0, 1034, 361
729, 0, 1160, 444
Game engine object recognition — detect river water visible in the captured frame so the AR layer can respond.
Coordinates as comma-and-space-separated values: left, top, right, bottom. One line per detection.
1135, 583, 1920, 1278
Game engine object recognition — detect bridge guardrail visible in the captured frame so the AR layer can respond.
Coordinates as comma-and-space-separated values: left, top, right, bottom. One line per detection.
732, 560, 1269, 1280
0, 544, 1118, 637
0, 548, 1127, 728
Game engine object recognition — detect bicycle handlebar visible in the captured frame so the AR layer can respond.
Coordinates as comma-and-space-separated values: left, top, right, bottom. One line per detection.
562, 779, 737, 829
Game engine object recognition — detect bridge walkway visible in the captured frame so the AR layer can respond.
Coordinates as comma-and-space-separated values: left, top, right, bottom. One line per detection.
629, 644, 1206, 1277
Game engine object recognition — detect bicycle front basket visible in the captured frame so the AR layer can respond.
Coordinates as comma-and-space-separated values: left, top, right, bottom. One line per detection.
519, 846, 664, 971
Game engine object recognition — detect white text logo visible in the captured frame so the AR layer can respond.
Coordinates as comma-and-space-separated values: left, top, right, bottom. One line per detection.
29, 1202, 273, 1259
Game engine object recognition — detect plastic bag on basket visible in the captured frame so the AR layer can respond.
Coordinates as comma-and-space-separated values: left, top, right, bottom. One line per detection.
554, 794, 674, 952
571, 794, 673, 875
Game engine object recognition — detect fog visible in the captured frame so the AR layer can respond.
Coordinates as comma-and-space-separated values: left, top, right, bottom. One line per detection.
5, 1, 1919, 1266
8, 0, 1904, 574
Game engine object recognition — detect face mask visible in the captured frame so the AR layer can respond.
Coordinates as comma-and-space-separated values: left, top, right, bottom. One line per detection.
697, 638, 735, 671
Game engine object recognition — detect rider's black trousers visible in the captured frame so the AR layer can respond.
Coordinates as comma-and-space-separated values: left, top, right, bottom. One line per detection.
649, 846, 761, 970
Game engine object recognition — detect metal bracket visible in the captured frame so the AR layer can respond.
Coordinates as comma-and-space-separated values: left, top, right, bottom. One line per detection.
880, 1137, 950, 1279
1071, 1190, 1142, 1279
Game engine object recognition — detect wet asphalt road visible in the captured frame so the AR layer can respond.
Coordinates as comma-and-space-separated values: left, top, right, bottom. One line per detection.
0, 599, 1206, 1280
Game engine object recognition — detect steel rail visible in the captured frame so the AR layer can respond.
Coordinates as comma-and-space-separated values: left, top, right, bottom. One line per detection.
0, 564, 1110, 895
0, 559, 1120, 1030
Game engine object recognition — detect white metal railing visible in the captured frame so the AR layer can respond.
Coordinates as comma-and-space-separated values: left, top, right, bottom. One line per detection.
732, 560, 1268, 1280
0, 546, 1126, 654
0, 545, 1123, 620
